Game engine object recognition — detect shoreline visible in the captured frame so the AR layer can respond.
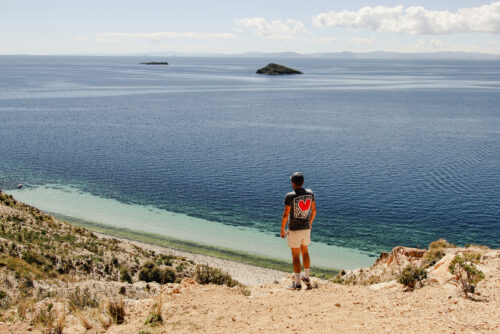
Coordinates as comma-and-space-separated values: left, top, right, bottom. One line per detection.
5, 185, 374, 270
60, 215, 340, 280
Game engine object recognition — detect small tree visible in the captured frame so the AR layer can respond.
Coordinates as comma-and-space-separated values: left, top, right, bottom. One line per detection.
398, 265, 427, 290
448, 254, 485, 298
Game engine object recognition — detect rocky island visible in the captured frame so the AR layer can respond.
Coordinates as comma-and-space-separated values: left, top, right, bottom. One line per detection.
140, 62, 169, 65
256, 63, 302, 75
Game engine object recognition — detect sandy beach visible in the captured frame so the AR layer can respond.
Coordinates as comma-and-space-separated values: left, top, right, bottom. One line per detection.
96, 232, 289, 286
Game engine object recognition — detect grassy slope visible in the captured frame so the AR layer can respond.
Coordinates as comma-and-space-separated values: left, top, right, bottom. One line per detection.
62, 217, 339, 279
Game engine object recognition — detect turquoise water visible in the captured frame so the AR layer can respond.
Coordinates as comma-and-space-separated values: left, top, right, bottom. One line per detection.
7, 185, 373, 269
0, 56, 499, 268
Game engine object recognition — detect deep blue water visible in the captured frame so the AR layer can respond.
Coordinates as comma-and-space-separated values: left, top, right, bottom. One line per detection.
0, 55, 499, 254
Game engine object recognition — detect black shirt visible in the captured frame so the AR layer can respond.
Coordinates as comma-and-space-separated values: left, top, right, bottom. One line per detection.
284, 188, 315, 231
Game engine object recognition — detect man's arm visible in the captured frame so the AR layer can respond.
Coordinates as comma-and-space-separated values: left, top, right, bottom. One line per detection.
309, 201, 316, 228
281, 205, 291, 238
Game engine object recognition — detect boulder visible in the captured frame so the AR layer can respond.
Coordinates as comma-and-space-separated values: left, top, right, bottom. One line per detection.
256, 63, 302, 75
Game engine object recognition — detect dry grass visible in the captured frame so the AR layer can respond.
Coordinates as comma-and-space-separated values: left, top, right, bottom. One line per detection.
76, 311, 93, 330
144, 294, 163, 326
54, 312, 66, 334
106, 296, 125, 324
97, 312, 112, 329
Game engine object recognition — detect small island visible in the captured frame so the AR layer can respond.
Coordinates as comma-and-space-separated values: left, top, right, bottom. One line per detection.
140, 61, 169, 65
256, 63, 302, 75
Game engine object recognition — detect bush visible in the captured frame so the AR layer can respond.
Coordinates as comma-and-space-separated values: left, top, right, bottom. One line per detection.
120, 268, 133, 284
138, 263, 176, 284
463, 252, 481, 264
448, 254, 485, 298
423, 249, 446, 268
68, 286, 99, 310
429, 239, 455, 249
195, 265, 238, 287
398, 265, 427, 290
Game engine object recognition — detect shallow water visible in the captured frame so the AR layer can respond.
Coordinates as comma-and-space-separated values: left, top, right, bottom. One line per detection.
0, 56, 499, 266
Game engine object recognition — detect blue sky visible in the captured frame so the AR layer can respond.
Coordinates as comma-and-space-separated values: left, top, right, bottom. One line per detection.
2, 0, 499, 55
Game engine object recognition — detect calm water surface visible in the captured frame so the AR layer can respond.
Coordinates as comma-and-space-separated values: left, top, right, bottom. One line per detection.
0, 56, 499, 263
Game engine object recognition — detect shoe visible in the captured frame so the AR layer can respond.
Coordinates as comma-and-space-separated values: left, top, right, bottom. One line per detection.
301, 273, 312, 290
287, 282, 302, 290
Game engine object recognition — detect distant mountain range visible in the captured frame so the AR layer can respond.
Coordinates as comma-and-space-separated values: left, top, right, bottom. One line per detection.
136, 51, 500, 60
6, 51, 500, 60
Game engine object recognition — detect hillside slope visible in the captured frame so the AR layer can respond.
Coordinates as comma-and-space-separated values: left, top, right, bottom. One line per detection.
0, 191, 499, 333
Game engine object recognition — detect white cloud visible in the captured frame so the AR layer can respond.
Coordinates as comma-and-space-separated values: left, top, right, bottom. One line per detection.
313, 2, 500, 34
349, 38, 375, 46
95, 32, 236, 43
234, 17, 308, 40
75, 37, 90, 41
310, 37, 337, 43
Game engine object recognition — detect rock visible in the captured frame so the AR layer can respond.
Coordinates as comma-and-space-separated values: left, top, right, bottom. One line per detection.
333, 246, 426, 285
140, 62, 168, 65
16, 184, 22, 189
256, 63, 302, 75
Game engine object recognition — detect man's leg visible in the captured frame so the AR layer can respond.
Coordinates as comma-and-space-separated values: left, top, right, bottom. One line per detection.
300, 245, 310, 279
291, 248, 301, 273
291, 248, 301, 286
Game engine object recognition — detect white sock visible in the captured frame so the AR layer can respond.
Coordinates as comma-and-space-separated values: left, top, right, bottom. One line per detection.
294, 273, 301, 285
304, 268, 310, 279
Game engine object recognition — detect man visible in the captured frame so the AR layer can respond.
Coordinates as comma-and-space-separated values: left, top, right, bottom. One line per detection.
281, 172, 316, 290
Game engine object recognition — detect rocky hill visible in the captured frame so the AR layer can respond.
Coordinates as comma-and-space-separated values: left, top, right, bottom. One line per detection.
0, 191, 498, 333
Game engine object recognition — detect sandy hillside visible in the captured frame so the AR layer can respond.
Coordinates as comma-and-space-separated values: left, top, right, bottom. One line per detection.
1, 191, 499, 333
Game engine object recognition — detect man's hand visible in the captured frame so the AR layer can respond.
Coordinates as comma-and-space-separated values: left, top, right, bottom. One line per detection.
281, 205, 291, 239
281, 228, 287, 239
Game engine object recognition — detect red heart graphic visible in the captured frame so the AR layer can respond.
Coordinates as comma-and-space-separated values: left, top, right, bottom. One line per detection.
298, 199, 311, 212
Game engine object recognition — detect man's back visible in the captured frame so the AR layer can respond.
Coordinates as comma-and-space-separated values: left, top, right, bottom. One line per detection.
284, 188, 315, 231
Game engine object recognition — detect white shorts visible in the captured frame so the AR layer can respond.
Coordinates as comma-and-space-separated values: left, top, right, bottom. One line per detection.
287, 229, 311, 248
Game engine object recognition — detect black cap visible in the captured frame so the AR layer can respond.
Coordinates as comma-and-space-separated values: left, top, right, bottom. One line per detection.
290, 172, 304, 185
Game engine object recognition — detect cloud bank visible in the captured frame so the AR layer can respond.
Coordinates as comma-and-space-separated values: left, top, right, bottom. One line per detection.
96, 32, 236, 42
313, 2, 500, 34
234, 17, 307, 40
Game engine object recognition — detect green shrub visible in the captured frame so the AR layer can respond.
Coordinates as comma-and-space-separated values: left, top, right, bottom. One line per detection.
463, 252, 481, 264
0, 290, 6, 300
429, 238, 455, 249
195, 265, 238, 287
448, 254, 485, 297
398, 265, 427, 290
158, 254, 174, 266
423, 249, 446, 268
22, 250, 46, 266
68, 286, 99, 310
138, 263, 176, 284
120, 268, 133, 284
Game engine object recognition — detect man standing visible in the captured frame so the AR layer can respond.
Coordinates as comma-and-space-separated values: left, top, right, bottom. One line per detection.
281, 172, 316, 290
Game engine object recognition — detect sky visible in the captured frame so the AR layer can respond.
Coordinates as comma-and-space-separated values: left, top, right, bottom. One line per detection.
1, 0, 500, 55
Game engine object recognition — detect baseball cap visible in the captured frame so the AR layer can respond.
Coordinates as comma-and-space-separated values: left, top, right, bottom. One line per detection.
290, 172, 304, 185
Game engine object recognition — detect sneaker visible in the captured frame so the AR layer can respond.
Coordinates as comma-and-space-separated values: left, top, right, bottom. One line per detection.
287, 282, 302, 290
301, 273, 312, 290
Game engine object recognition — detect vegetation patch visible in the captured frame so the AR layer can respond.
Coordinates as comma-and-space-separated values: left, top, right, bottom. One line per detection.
398, 265, 428, 290
138, 262, 176, 284
195, 264, 238, 287
448, 254, 485, 298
